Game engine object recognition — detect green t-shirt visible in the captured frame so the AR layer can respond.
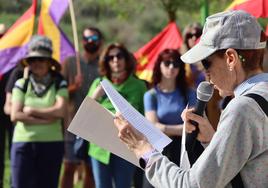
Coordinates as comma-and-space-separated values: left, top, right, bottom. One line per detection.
12, 78, 69, 142
87, 75, 147, 164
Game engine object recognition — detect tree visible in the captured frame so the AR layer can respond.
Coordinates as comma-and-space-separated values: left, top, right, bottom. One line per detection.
158, 0, 201, 21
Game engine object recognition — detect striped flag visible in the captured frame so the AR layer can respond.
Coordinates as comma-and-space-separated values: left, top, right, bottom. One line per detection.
38, 0, 75, 63
134, 22, 183, 82
226, 0, 268, 18
0, 0, 37, 75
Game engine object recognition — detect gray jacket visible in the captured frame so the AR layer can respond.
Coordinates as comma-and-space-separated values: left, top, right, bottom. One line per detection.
145, 74, 268, 188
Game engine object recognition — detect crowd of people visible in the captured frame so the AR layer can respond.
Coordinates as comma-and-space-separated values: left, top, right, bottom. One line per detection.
0, 9, 268, 188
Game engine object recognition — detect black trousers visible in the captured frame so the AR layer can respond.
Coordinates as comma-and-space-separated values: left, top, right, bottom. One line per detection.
0, 115, 13, 188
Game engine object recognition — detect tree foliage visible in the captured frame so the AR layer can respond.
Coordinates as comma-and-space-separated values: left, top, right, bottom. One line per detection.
2, 0, 265, 52
157, 0, 202, 21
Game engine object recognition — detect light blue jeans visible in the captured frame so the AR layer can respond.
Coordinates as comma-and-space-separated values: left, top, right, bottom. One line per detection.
90, 153, 135, 188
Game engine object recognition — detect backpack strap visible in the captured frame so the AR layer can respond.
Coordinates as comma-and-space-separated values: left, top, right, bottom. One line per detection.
20, 73, 67, 94
230, 174, 244, 188
53, 73, 67, 91
13, 78, 29, 93
245, 93, 268, 116
231, 93, 268, 188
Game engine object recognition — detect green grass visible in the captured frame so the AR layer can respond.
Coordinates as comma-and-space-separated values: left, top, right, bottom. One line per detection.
3, 158, 10, 188
3, 139, 10, 188
3, 143, 83, 188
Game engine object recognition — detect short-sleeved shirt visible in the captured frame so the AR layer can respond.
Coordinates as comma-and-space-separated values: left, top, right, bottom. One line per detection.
5, 65, 24, 93
12, 77, 68, 142
87, 75, 147, 164
62, 56, 99, 112
62, 56, 99, 142
1, 69, 12, 114
144, 86, 196, 125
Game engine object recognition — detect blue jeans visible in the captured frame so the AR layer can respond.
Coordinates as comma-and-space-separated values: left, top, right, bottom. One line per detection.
11, 142, 64, 188
91, 153, 135, 188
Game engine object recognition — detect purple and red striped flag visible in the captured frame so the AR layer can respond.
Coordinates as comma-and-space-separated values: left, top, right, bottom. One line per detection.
0, 0, 37, 76
38, 0, 75, 64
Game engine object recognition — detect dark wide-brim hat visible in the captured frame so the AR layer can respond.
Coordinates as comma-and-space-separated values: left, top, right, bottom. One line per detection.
21, 35, 61, 72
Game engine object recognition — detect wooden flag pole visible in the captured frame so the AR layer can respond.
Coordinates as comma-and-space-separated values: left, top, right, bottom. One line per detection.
68, 0, 81, 76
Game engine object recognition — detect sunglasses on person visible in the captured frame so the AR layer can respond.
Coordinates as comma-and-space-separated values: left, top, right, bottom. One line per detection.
186, 33, 198, 39
27, 57, 50, 64
201, 58, 212, 70
162, 60, 180, 68
106, 52, 124, 62
83, 35, 99, 42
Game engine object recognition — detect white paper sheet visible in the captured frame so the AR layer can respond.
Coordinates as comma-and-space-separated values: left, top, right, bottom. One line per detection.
100, 79, 172, 152
180, 121, 191, 170
67, 97, 139, 166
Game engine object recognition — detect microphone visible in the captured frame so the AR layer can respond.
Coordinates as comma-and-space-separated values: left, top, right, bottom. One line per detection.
185, 81, 214, 165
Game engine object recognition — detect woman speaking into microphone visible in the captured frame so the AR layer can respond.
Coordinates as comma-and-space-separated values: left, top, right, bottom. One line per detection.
114, 10, 268, 188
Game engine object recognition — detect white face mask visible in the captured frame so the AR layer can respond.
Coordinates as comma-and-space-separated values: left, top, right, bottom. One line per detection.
30, 73, 52, 97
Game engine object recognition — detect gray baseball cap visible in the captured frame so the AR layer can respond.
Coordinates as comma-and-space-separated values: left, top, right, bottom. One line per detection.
22, 35, 61, 71
181, 10, 266, 64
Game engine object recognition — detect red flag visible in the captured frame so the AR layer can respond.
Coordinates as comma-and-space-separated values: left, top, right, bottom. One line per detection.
134, 22, 183, 82
226, 0, 268, 18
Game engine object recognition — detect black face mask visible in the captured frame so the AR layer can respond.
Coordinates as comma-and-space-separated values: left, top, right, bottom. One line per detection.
84, 43, 100, 54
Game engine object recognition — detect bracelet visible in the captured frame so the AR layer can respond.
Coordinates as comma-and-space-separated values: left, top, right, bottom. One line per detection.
139, 149, 158, 169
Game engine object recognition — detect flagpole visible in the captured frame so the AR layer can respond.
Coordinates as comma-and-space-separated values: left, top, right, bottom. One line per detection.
200, 0, 209, 25
68, 0, 81, 76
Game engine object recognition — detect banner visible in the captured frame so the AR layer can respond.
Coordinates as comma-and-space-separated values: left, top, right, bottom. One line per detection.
226, 0, 268, 18
134, 22, 183, 82
0, 0, 37, 75
38, 0, 75, 63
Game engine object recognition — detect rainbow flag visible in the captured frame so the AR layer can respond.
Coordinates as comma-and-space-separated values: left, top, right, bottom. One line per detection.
0, 0, 37, 75
38, 0, 75, 63
226, 0, 268, 18
134, 22, 183, 82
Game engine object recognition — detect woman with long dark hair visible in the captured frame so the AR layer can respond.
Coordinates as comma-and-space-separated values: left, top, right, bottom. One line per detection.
144, 49, 196, 166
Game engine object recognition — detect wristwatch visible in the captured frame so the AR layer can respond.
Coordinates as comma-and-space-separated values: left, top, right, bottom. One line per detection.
139, 149, 158, 169
139, 157, 147, 169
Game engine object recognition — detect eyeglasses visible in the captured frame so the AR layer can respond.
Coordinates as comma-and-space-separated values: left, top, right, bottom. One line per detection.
201, 58, 212, 70
106, 52, 124, 62
27, 57, 50, 64
186, 33, 198, 39
162, 60, 180, 68
83, 35, 99, 42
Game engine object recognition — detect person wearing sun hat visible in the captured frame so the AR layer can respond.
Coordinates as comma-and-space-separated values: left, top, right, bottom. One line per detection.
112, 10, 268, 188
10, 35, 68, 188
21, 35, 61, 72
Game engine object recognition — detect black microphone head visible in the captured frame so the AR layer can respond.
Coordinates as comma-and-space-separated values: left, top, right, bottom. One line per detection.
197, 81, 214, 102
